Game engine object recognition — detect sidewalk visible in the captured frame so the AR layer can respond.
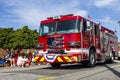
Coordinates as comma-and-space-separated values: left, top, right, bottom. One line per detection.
0, 64, 49, 73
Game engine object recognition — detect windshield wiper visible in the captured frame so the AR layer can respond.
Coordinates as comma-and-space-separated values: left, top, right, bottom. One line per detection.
47, 32, 55, 35
56, 31, 73, 34
41, 33, 48, 36
56, 31, 67, 34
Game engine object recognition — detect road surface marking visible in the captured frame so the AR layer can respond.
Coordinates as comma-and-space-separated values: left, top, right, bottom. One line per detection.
38, 76, 55, 80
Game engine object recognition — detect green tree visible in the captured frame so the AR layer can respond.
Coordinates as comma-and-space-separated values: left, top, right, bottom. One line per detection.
0, 28, 14, 53
0, 26, 38, 53
11, 26, 38, 52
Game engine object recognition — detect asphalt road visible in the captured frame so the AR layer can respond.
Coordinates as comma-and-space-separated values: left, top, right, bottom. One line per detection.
0, 61, 120, 80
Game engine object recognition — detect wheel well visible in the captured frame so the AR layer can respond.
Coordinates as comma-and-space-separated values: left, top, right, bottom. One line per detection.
90, 46, 96, 53
89, 46, 97, 60
112, 51, 115, 58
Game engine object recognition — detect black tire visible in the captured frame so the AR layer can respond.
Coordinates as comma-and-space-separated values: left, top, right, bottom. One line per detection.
51, 63, 61, 68
82, 49, 96, 67
118, 57, 120, 60
108, 52, 114, 63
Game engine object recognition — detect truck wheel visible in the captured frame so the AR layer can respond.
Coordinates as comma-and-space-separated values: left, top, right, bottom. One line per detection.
108, 52, 114, 63
82, 49, 96, 67
118, 57, 120, 60
51, 63, 61, 68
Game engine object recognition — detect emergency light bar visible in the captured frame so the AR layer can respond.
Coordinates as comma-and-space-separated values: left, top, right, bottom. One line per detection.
53, 16, 61, 20
47, 14, 74, 20
47, 17, 53, 19
61, 14, 73, 17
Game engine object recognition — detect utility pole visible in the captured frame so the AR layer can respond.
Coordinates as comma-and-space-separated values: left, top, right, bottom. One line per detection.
118, 21, 120, 41
118, 21, 120, 26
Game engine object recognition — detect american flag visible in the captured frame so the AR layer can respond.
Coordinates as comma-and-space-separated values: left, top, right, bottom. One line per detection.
88, 15, 91, 20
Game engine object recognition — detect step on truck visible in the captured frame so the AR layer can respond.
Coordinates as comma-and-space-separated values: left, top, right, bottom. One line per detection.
34, 14, 118, 68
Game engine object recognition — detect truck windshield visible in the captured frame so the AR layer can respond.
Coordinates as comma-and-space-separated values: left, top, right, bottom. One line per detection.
40, 22, 56, 36
56, 20, 80, 34
39, 20, 80, 36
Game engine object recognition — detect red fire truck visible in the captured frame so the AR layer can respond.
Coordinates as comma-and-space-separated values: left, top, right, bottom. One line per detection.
34, 14, 118, 68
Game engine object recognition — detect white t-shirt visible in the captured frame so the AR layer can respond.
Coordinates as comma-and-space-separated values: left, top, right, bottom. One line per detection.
17, 56, 23, 66
22, 57, 28, 62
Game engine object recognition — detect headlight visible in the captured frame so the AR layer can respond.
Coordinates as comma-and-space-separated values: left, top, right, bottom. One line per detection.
37, 44, 44, 48
68, 42, 80, 47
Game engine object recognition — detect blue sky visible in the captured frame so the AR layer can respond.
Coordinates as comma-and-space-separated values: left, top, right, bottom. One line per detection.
0, 0, 120, 40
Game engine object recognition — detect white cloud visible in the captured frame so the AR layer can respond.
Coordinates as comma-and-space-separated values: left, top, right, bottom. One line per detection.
72, 9, 87, 17
95, 16, 116, 25
94, 0, 114, 7
94, 16, 117, 31
102, 16, 111, 23
94, 0, 120, 11
1, 0, 88, 29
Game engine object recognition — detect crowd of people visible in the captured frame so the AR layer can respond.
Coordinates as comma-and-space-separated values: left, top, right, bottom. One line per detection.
4, 52, 33, 68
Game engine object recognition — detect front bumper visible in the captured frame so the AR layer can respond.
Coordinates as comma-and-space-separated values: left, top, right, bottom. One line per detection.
34, 54, 81, 64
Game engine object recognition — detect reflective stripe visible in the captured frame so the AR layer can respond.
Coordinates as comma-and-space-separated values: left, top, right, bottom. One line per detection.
65, 49, 89, 53
38, 49, 89, 54
72, 56, 78, 62
40, 57, 45, 62
96, 49, 100, 53
34, 56, 39, 62
64, 56, 72, 62
34, 55, 79, 63
57, 57, 63, 62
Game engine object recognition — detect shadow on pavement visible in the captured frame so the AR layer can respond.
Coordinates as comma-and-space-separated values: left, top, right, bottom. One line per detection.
104, 64, 120, 78
41, 63, 86, 70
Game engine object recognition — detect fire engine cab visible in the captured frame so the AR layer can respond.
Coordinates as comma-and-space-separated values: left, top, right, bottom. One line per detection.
34, 14, 118, 68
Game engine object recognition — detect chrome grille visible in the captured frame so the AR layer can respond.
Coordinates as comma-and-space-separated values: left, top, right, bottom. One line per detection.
47, 36, 64, 49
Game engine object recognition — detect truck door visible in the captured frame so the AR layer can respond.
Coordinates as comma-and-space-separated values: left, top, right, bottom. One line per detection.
82, 19, 91, 48
93, 24, 100, 49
